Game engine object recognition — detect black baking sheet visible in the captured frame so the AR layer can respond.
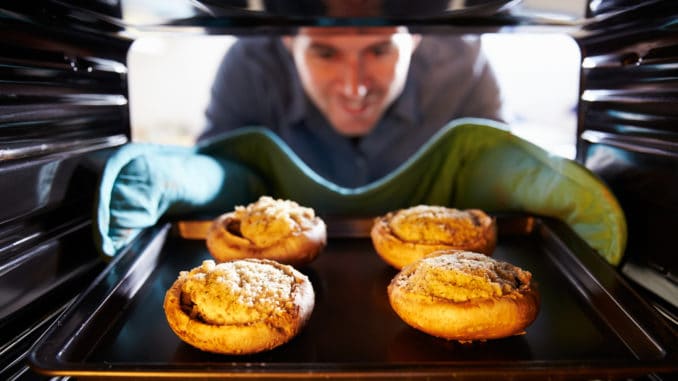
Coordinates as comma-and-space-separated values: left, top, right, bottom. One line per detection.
29, 215, 677, 379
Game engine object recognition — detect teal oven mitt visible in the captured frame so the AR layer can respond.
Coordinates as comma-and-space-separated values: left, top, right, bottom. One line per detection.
95, 143, 265, 256
97, 118, 626, 264
198, 118, 626, 265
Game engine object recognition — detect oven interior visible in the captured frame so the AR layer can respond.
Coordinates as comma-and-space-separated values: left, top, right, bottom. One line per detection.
1, 0, 676, 380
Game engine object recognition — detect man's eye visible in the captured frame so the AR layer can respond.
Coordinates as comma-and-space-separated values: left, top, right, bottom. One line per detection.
311, 46, 337, 59
370, 44, 394, 57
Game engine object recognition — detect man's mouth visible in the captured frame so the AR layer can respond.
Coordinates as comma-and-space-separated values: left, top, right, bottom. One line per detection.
340, 98, 372, 116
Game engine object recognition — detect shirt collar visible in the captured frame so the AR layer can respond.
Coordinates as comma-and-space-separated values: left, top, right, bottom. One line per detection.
388, 76, 420, 127
286, 79, 308, 127
277, 39, 309, 128
364, 74, 420, 144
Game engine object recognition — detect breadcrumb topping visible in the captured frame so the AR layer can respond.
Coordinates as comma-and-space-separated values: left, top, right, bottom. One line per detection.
394, 251, 532, 303
179, 259, 302, 325
233, 196, 316, 247
388, 206, 484, 245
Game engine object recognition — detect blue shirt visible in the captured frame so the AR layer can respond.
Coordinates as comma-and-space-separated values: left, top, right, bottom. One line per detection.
201, 35, 504, 187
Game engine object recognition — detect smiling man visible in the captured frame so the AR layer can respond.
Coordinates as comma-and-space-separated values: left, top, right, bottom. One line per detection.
284, 27, 419, 137
201, 27, 505, 187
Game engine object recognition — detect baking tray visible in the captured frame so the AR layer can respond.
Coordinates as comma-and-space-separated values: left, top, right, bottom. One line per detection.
29, 215, 677, 379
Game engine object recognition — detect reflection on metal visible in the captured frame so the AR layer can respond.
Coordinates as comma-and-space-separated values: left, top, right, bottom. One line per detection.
0, 134, 128, 162
622, 260, 678, 311
581, 130, 678, 158
581, 89, 678, 104
34, 0, 602, 36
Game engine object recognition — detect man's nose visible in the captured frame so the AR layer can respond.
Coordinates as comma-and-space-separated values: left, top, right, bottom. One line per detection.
341, 57, 368, 98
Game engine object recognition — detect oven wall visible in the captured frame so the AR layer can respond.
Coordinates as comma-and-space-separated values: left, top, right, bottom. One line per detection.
575, 0, 678, 318
0, 2, 131, 379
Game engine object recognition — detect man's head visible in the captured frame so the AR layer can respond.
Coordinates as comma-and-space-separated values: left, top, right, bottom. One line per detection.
284, 27, 420, 137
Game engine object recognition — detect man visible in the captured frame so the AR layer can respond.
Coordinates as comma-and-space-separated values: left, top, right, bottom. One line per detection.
201, 26, 505, 187
97, 27, 627, 266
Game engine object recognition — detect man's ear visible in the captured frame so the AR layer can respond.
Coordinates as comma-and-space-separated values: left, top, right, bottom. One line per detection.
411, 34, 422, 51
282, 36, 294, 51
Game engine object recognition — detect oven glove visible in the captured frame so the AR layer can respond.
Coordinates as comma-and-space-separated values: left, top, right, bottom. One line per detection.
95, 143, 266, 257
197, 118, 626, 265
97, 118, 626, 265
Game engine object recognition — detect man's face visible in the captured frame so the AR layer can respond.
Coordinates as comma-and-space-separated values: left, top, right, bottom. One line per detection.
285, 27, 419, 136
